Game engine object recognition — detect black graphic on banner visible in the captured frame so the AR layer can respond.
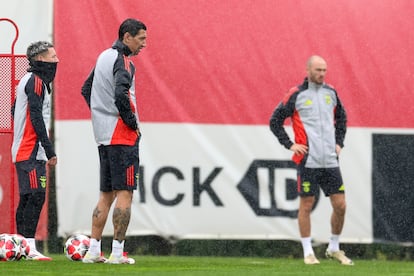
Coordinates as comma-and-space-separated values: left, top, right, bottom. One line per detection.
372, 134, 414, 243
237, 160, 320, 217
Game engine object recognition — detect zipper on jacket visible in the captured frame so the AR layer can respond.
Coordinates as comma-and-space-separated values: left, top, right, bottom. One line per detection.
315, 87, 326, 167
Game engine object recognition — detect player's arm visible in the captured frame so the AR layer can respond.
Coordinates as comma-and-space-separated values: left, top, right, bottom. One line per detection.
334, 95, 347, 148
11, 99, 16, 118
113, 56, 137, 130
25, 77, 56, 159
269, 94, 296, 150
81, 68, 94, 108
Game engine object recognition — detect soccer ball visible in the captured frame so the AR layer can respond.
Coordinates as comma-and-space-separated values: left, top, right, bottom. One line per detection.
11, 234, 30, 259
64, 234, 90, 261
0, 234, 21, 261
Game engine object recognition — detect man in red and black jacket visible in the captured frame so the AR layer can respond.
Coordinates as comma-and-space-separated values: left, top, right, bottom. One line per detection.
11, 41, 59, 261
81, 18, 147, 265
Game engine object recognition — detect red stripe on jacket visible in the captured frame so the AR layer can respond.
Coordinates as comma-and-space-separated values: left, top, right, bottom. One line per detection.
291, 109, 307, 164
110, 119, 138, 145
34, 76, 43, 96
15, 109, 37, 162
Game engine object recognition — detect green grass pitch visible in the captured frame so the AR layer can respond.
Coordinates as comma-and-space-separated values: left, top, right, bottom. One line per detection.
1, 255, 413, 275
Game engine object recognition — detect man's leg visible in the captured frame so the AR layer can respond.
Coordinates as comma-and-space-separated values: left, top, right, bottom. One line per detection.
91, 191, 116, 240
85, 144, 115, 262
113, 190, 133, 241
23, 192, 51, 261
327, 193, 346, 252
106, 190, 135, 264
22, 192, 46, 238
329, 193, 346, 236
112, 190, 133, 256
326, 193, 353, 265
299, 196, 319, 264
104, 141, 138, 264
15, 161, 45, 239
83, 191, 115, 263
16, 194, 29, 235
298, 196, 315, 238
15, 161, 51, 261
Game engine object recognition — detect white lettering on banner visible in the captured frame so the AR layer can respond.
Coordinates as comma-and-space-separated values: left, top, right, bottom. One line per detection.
257, 167, 272, 209
274, 168, 301, 212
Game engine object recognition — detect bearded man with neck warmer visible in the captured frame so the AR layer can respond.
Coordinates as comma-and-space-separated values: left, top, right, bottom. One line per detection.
11, 41, 59, 261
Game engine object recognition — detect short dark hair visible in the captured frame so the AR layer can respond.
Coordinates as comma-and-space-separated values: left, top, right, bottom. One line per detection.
118, 18, 147, 40
26, 41, 53, 62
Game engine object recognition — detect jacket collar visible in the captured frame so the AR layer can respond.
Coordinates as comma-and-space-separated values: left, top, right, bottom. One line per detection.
302, 77, 324, 90
112, 40, 132, 56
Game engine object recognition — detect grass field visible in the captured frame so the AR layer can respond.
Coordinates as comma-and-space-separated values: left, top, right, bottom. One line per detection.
1, 255, 413, 275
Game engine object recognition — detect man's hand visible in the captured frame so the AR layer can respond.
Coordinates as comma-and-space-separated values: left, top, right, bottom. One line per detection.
137, 128, 142, 141
290, 144, 308, 155
336, 144, 342, 155
47, 156, 57, 166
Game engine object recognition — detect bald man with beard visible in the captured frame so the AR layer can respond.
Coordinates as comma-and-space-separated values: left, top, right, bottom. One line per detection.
270, 56, 353, 265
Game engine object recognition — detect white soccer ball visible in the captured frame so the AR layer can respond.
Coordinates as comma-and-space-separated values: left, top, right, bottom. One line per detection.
11, 234, 30, 259
0, 233, 22, 261
64, 234, 90, 261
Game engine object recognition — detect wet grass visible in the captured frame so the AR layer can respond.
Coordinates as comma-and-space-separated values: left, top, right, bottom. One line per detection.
1, 254, 413, 275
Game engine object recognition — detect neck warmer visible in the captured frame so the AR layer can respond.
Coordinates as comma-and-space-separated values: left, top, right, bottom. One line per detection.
28, 60, 58, 84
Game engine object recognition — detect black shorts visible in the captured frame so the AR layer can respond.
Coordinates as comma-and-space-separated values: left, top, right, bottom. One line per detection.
15, 159, 47, 195
98, 139, 139, 192
297, 165, 345, 197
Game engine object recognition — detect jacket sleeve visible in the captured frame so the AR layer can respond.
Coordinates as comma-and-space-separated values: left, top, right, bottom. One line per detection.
11, 99, 16, 118
269, 94, 296, 150
25, 78, 56, 159
81, 68, 94, 109
334, 95, 347, 148
113, 56, 137, 130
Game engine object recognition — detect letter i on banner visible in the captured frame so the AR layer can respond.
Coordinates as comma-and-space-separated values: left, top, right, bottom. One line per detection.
257, 167, 273, 209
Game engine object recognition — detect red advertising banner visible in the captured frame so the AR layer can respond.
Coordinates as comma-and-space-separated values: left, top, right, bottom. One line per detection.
54, 0, 414, 128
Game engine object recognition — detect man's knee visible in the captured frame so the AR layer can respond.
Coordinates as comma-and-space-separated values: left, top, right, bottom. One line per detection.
100, 191, 116, 205
31, 192, 46, 208
116, 190, 133, 201
335, 201, 346, 215
113, 191, 133, 211
299, 196, 315, 212
330, 194, 346, 214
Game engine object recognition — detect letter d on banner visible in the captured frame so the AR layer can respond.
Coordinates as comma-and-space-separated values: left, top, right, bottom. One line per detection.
237, 160, 318, 218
